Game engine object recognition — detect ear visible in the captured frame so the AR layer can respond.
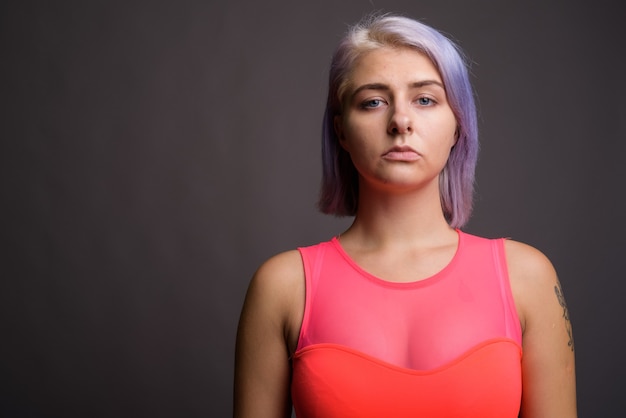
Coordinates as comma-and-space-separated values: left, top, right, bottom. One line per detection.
334, 115, 349, 152
453, 126, 460, 146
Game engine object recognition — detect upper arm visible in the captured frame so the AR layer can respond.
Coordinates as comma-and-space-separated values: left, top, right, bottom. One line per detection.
505, 240, 577, 417
233, 250, 305, 418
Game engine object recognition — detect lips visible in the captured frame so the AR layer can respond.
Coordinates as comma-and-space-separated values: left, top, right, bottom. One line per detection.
382, 146, 421, 161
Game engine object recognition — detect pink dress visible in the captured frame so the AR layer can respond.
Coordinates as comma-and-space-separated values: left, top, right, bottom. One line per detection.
292, 231, 522, 417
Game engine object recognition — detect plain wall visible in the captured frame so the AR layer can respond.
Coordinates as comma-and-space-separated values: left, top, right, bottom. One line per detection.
1, 0, 625, 416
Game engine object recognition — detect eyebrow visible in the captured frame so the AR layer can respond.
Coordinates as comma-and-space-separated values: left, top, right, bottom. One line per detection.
350, 80, 445, 99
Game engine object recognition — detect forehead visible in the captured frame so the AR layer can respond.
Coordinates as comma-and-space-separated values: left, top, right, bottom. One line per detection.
347, 47, 443, 88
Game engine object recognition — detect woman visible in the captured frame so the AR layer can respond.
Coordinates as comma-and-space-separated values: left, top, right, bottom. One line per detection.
234, 14, 576, 417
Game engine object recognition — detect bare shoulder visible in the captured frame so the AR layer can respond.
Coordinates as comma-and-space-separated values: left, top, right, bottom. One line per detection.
503, 241, 577, 416
240, 249, 305, 353
234, 250, 305, 418
245, 249, 305, 317
251, 249, 304, 291
504, 239, 557, 283
503, 239, 560, 332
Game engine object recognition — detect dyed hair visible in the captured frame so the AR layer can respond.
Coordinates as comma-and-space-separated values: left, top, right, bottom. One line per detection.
317, 14, 479, 228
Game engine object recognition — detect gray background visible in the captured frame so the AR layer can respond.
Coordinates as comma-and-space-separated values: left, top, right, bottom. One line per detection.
1, 0, 624, 416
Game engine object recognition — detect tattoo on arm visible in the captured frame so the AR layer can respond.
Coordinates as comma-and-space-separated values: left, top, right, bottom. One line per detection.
554, 280, 574, 352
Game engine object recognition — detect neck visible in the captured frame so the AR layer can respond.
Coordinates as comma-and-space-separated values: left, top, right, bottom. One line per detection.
341, 179, 456, 250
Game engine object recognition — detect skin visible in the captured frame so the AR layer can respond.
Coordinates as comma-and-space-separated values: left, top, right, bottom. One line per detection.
234, 47, 576, 417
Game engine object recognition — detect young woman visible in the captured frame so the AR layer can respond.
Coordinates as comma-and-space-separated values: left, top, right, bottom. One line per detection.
234, 14, 576, 417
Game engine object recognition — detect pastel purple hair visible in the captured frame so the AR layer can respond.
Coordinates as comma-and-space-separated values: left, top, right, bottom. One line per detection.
318, 14, 479, 228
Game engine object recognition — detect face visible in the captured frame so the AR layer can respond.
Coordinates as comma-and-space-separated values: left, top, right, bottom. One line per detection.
336, 47, 458, 194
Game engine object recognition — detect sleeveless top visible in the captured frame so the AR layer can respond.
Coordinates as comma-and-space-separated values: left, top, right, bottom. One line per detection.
291, 231, 522, 417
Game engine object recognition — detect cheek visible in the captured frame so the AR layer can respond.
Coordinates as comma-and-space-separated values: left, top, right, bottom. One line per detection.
338, 119, 365, 153
426, 124, 458, 163
438, 117, 459, 151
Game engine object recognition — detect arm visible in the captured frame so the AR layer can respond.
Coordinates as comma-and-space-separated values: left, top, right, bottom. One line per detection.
506, 240, 577, 417
233, 250, 304, 418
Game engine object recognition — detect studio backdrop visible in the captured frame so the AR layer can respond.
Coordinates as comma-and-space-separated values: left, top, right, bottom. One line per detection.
1, 0, 625, 416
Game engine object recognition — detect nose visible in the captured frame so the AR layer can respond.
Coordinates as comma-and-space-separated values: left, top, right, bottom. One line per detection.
387, 103, 413, 135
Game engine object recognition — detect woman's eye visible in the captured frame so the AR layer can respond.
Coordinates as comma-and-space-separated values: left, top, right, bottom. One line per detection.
417, 97, 435, 106
361, 99, 383, 108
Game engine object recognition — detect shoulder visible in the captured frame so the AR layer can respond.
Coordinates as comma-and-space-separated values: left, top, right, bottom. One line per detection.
502, 241, 577, 415
234, 250, 306, 416
503, 239, 559, 332
504, 239, 556, 281
248, 249, 304, 307
255, 249, 304, 277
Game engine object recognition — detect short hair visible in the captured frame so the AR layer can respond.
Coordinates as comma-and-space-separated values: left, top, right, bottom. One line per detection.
317, 14, 479, 228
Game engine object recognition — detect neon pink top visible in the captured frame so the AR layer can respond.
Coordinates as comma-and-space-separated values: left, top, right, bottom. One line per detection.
292, 231, 522, 417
